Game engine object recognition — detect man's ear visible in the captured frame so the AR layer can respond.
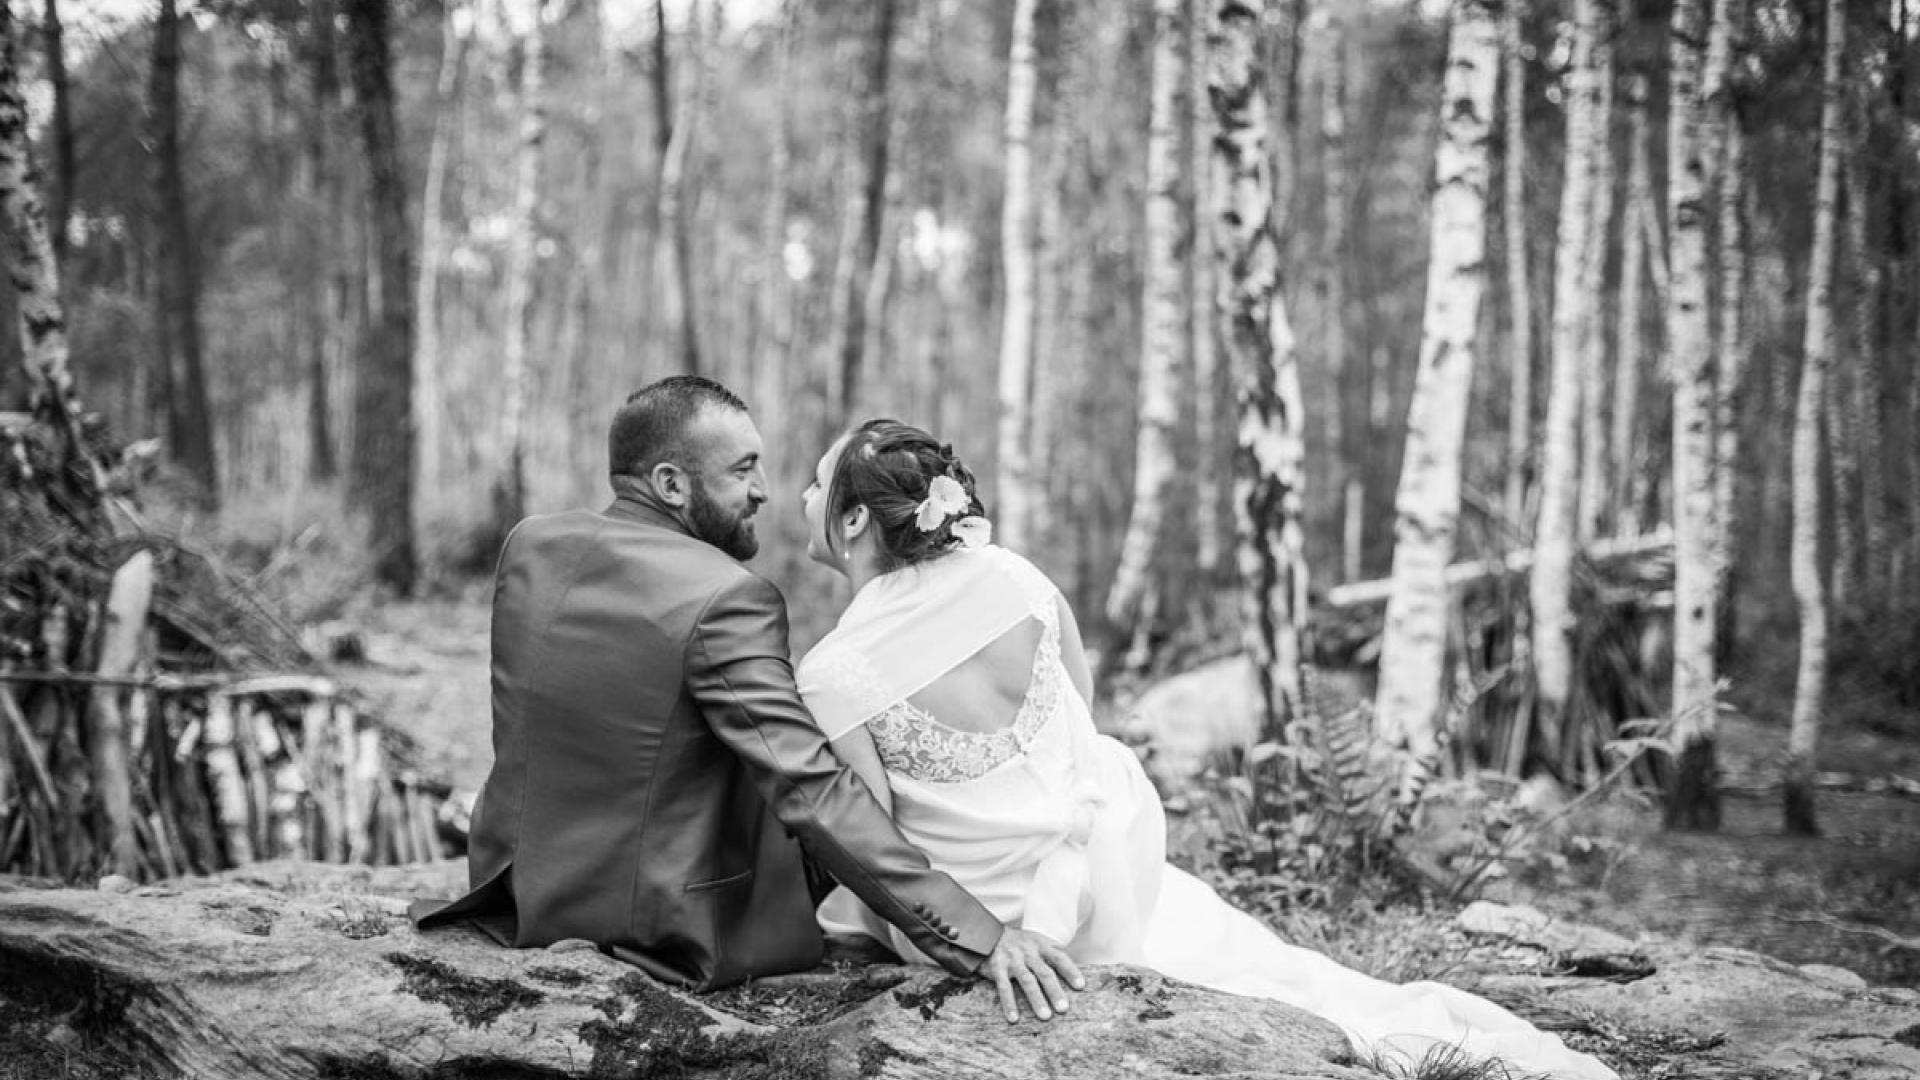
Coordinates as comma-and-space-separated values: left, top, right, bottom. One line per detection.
648, 462, 691, 508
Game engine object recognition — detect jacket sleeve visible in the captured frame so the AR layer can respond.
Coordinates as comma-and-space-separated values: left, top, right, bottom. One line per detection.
685, 573, 1003, 974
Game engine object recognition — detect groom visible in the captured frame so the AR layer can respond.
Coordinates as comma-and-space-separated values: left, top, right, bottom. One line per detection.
413, 376, 1080, 1022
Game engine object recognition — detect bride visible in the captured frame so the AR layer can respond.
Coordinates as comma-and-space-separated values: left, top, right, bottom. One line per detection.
794, 419, 1617, 1080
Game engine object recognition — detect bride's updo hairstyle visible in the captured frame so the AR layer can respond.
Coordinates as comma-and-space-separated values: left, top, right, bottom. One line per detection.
826, 418, 987, 572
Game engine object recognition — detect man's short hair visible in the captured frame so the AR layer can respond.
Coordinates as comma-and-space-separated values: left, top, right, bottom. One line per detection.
608, 376, 749, 480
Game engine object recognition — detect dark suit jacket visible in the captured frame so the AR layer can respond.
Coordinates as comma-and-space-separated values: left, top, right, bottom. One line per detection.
411, 497, 1002, 988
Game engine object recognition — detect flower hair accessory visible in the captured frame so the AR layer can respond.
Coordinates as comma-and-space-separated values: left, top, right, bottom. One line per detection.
949, 515, 992, 549
914, 475, 971, 531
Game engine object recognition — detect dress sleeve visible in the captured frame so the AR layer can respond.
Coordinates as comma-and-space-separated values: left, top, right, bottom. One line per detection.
684, 572, 1003, 973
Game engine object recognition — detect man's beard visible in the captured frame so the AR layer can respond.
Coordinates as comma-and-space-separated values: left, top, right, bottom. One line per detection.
689, 480, 759, 560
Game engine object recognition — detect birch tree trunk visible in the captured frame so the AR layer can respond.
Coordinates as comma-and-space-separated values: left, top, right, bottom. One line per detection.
415, 0, 469, 508
1528, 0, 1601, 760
832, 0, 898, 416
1105, 0, 1188, 639
151, 0, 220, 504
1667, 0, 1720, 830
42, 0, 73, 271
343, 0, 418, 595
496, 0, 549, 532
754, 0, 795, 415
1190, 3, 1222, 575
1318, 14, 1356, 583
0, 0, 82, 428
994, 0, 1040, 554
1706, 0, 1748, 633
88, 552, 155, 878
1577, 14, 1614, 543
1613, 72, 1651, 535
1787, 0, 1845, 838
1210, 0, 1308, 737
1372, 0, 1499, 765
1501, 0, 1533, 531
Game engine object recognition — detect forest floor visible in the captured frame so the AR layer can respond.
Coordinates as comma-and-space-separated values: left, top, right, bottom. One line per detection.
336, 596, 1920, 996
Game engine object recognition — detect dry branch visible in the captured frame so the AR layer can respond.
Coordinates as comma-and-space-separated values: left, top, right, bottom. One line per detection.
1326, 529, 1675, 609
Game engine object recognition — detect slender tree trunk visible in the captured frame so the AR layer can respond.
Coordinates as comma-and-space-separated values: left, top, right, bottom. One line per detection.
1502, 0, 1532, 532
1373, 0, 1499, 765
343, 0, 418, 594
496, 0, 549, 533
995, 0, 1040, 553
1788, 0, 1845, 838
1707, 0, 1748, 640
1577, 13, 1614, 542
415, 0, 469, 513
42, 0, 73, 271
1190, 2, 1222, 575
1613, 72, 1651, 535
833, 0, 898, 417
1529, 0, 1601, 760
1844, 98, 1888, 595
0, 0, 80, 426
663, 0, 707, 376
150, 0, 219, 504
1106, 0, 1188, 639
304, 0, 340, 482
1318, 14, 1355, 582
1667, 0, 1721, 830
1210, 0, 1308, 738
755, 0, 795, 414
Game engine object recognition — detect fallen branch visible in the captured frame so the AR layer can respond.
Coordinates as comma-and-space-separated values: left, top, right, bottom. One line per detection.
1326, 529, 1675, 608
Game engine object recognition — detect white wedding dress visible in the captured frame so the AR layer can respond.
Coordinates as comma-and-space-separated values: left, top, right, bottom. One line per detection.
797, 547, 1616, 1080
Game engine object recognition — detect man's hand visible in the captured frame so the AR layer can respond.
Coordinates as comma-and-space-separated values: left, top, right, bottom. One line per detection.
978, 926, 1084, 1023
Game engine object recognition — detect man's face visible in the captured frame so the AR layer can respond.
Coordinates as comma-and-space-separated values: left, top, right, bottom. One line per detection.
683, 407, 768, 561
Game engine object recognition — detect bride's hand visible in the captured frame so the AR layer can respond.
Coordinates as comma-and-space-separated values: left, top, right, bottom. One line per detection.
980, 926, 1084, 1023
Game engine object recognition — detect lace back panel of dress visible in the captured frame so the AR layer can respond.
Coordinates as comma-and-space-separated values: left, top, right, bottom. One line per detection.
867, 600, 1064, 784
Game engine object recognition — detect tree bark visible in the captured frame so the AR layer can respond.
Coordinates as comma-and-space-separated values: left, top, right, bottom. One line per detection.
343, 0, 418, 595
1666, 0, 1721, 831
1190, 1, 1222, 576
1501, 0, 1533, 532
302, 0, 341, 483
1372, 0, 1499, 767
150, 0, 220, 504
1577, 12, 1614, 543
1106, 0, 1188, 639
87, 552, 155, 878
42, 0, 73, 271
1706, 0, 1747, 639
415, 0, 470, 509
994, 0, 1040, 554
1529, 0, 1601, 760
1843, 95, 1887, 596
1318, 14, 1355, 583
660, 0, 707, 377
0, 0, 76, 420
0, 866, 1365, 1080
832, 0, 898, 417
496, 0, 550, 533
1787, 0, 1845, 839
1210, 0, 1307, 738
1613, 72, 1651, 536
754, 0, 796, 416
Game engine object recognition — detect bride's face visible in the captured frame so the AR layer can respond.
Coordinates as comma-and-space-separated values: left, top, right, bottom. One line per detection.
801, 438, 846, 571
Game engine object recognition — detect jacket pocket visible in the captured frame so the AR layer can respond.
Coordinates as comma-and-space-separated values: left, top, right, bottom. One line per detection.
684, 868, 754, 894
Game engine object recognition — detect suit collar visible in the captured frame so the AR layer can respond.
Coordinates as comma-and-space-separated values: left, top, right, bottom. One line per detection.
605, 494, 692, 537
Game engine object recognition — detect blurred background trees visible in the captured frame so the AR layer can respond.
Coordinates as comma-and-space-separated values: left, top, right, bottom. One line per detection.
3, 0, 1918, 830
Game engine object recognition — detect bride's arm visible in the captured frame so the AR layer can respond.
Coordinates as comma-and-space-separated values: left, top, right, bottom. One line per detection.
830, 726, 894, 817
1055, 595, 1094, 708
